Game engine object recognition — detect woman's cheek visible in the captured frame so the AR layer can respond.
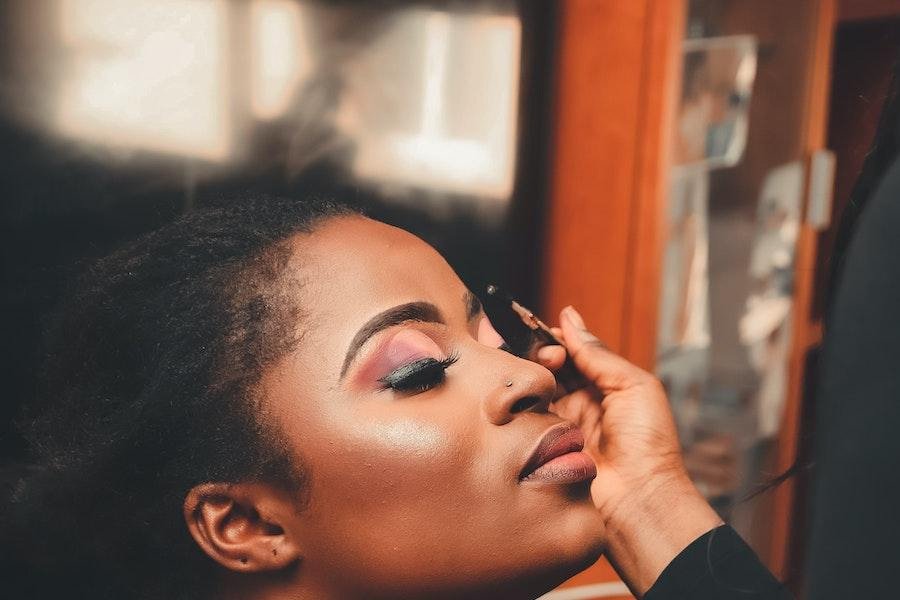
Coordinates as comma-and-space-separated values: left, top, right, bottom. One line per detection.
332, 416, 471, 497
365, 419, 450, 462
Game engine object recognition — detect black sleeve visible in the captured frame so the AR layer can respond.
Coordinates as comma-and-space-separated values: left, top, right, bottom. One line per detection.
804, 157, 900, 598
644, 525, 793, 600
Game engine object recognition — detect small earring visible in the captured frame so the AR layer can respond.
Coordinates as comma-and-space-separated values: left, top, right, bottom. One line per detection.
505, 380, 513, 387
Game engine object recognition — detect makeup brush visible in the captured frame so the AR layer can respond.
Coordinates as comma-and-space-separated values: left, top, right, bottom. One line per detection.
483, 285, 588, 394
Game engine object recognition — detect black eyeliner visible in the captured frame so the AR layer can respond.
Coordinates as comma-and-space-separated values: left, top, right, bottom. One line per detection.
378, 353, 459, 392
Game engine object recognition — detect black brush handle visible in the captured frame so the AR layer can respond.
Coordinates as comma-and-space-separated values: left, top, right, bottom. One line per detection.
482, 285, 588, 394
528, 326, 588, 394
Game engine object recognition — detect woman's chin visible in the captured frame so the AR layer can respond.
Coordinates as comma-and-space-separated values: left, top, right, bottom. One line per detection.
506, 508, 607, 597
555, 509, 608, 575
491, 545, 607, 600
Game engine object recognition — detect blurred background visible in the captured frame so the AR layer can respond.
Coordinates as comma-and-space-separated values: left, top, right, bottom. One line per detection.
1, 1, 898, 598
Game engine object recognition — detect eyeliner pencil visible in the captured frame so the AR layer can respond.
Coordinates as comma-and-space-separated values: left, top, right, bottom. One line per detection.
484, 285, 588, 394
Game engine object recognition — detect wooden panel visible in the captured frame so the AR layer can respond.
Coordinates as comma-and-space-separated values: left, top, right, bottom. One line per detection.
542, 0, 685, 368
839, 0, 900, 22
543, 0, 685, 593
542, 0, 649, 354
555, 558, 632, 598
769, 0, 836, 584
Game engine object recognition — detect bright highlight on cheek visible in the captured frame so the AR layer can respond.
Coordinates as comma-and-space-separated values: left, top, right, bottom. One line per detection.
367, 419, 448, 458
355, 328, 444, 385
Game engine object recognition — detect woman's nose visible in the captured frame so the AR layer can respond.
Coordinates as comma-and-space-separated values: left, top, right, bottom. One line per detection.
483, 353, 557, 426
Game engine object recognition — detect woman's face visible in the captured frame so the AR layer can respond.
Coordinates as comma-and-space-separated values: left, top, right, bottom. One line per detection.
261, 216, 605, 599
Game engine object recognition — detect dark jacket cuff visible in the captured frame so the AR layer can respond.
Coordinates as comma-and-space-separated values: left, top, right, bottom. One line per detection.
643, 525, 793, 600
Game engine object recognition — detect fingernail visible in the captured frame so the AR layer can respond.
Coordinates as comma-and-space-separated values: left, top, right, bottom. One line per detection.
563, 305, 586, 329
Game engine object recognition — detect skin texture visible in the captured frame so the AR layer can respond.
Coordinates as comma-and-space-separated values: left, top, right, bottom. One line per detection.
185, 215, 722, 599
188, 216, 607, 600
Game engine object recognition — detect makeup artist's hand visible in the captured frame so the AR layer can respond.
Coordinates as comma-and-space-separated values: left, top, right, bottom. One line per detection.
536, 306, 721, 596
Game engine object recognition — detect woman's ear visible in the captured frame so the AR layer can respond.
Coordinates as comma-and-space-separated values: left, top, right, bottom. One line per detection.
184, 482, 302, 573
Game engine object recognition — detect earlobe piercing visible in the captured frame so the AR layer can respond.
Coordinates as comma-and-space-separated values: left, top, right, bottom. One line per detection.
505, 380, 513, 387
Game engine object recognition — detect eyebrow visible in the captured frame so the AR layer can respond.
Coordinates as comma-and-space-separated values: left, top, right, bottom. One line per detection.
464, 289, 483, 322
340, 302, 443, 378
339, 292, 484, 379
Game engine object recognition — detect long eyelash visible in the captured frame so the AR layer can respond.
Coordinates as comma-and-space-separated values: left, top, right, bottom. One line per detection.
378, 352, 460, 393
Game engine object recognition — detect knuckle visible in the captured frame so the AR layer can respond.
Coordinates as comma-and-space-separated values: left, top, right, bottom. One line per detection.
570, 339, 605, 361
645, 375, 665, 393
631, 369, 662, 389
584, 339, 607, 350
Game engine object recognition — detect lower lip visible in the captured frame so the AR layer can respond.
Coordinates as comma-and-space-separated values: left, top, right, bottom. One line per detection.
521, 451, 597, 484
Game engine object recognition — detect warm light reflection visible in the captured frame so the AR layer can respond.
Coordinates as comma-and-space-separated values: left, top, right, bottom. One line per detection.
345, 11, 521, 201
51, 1, 522, 196
56, 0, 230, 161
250, 0, 312, 120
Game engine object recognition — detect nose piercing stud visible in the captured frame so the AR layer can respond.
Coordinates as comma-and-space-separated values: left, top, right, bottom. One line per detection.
505, 380, 513, 387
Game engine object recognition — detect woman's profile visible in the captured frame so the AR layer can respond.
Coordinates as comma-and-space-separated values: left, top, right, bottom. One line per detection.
4, 196, 785, 599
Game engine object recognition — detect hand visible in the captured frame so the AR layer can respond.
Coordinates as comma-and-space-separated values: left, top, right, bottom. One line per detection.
536, 306, 722, 596
536, 306, 682, 516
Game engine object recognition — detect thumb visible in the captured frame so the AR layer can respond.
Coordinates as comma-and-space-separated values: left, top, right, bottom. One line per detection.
560, 306, 650, 393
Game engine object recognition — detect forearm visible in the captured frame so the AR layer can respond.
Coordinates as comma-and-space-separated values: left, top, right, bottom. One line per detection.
600, 474, 722, 597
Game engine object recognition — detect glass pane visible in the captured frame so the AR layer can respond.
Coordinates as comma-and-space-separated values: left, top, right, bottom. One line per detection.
657, 0, 821, 555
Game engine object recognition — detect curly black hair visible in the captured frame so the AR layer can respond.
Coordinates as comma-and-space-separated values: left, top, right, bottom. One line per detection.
3, 195, 355, 599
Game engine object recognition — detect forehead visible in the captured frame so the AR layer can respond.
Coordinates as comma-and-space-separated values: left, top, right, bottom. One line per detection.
295, 215, 463, 300
287, 216, 469, 357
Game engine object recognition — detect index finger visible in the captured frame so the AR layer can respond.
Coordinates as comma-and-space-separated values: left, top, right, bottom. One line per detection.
534, 344, 566, 371
559, 306, 655, 393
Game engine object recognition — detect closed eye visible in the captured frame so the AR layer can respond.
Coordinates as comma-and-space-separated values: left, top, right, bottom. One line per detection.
378, 353, 460, 394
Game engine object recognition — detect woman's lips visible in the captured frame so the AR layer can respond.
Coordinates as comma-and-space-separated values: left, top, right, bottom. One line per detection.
519, 424, 597, 484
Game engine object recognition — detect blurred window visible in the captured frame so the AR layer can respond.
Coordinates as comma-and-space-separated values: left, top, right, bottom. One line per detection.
337, 9, 521, 202
57, 0, 231, 160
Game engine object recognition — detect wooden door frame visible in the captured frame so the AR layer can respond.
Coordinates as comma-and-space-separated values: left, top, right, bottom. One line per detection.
542, 0, 685, 371
542, 0, 840, 591
542, 0, 685, 593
